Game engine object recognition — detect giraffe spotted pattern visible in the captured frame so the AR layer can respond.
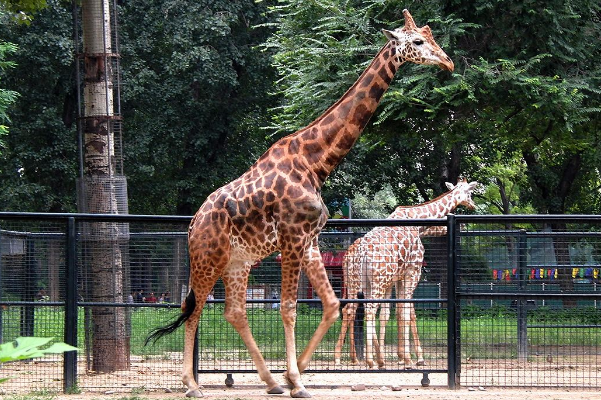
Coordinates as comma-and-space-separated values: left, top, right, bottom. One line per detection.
146, 9, 454, 398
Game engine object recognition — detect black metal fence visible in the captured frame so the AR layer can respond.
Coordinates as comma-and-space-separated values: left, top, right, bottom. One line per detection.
0, 212, 600, 394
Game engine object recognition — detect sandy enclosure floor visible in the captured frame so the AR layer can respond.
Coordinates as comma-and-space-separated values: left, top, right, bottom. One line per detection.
38, 371, 601, 400
3, 354, 600, 399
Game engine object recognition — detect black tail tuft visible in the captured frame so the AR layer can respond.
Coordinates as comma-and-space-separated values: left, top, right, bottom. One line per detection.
144, 290, 196, 346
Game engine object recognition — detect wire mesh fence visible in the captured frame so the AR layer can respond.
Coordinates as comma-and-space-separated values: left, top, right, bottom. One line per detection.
455, 215, 601, 389
0, 213, 600, 394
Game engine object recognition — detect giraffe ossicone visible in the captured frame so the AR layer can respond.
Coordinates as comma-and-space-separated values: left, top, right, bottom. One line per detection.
146, 9, 453, 398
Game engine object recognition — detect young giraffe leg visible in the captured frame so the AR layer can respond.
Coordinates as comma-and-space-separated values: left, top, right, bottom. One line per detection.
221, 261, 285, 395
395, 278, 413, 368
397, 241, 425, 368
296, 244, 340, 374
334, 303, 356, 365
376, 285, 393, 369
335, 252, 360, 365
364, 302, 378, 369
410, 305, 425, 366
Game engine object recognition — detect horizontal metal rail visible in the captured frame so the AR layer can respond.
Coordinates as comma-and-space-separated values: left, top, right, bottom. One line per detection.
458, 292, 601, 299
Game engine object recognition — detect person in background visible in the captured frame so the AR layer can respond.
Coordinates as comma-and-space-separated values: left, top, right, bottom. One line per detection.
146, 292, 157, 303
206, 290, 215, 307
271, 292, 279, 310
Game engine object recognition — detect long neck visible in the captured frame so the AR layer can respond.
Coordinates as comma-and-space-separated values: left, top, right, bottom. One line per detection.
388, 190, 461, 219
289, 41, 399, 188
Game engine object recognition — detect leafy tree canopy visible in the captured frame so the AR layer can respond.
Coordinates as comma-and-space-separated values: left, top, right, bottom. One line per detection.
0, 0, 47, 23
265, 0, 601, 214
0, 39, 18, 140
0, 2, 77, 211
119, 0, 278, 214
1, 0, 600, 216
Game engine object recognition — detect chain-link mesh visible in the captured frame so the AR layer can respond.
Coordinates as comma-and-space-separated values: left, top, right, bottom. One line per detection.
456, 217, 601, 389
0, 219, 67, 392
1, 214, 601, 394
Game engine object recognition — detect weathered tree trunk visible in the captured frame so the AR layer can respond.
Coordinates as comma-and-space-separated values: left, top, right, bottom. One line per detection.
79, 0, 129, 372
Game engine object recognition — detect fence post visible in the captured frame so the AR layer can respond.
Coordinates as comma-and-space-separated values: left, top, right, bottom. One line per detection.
64, 217, 78, 392
446, 214, 459, 389
517, 229, 528, 361
21, 238, 35, 337
0, 232, 3, 345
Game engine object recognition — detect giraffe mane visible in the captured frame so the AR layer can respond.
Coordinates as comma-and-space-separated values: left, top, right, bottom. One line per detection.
393, 179, 471, 211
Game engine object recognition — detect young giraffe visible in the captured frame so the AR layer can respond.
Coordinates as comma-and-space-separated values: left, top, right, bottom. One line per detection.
334, 179, 477, 369
146, 10, 453, 398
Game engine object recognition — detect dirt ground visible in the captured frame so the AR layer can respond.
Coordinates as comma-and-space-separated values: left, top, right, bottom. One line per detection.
4, 356, 600, 400
50, 386, 601, 400
45, 371, 601, 400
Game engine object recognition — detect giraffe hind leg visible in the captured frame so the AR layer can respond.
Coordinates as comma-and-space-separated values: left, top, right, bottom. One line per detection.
334, 303, 355, 365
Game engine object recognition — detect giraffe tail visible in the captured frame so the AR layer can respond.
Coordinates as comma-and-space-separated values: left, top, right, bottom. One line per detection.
144, 290, 196, 346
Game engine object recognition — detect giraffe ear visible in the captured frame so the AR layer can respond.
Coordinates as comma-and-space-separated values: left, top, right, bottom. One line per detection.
382, 29, 398, 41
445, 182, 455, 190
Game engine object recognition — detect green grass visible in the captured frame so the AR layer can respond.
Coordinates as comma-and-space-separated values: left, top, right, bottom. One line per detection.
1, 304, 599, 360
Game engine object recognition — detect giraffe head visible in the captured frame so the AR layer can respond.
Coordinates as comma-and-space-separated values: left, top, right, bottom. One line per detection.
383, 9, 454, 71
445, 178, 478, 210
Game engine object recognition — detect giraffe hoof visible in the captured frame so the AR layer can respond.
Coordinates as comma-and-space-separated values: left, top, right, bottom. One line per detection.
416, 360, 425, 366
267, 385, 285, 395
290, 388, 312, 398
185, 388, 204, 398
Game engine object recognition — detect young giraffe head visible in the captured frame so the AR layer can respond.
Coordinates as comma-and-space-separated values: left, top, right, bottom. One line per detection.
383, 9, 454, 71
446, 178, 478, 210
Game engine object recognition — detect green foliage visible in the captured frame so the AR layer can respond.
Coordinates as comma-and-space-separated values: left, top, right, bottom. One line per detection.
1, 0, 600, 215
350, 183, 398, 218
0, 0, 48, 24
0, 336, 77, 363
0, 1, 77, 212
0, 336, 77, 384
0, 39, 18, 146
119, 0, 278, 214
266, 0, 601, 214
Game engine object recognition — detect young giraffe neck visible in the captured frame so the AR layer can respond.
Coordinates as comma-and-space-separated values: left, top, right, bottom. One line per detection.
388, 189, 462, 219
282, 41, 401, 188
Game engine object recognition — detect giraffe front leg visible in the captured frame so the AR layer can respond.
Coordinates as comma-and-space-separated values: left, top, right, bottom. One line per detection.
349, 311, 358, 365
376, 287, 393, 369
396, 301, 413, 368
280, 297, 310, 398
296, 249, 340, 374
410, 305, 425, 366
222, 264, 285, 396
364, 304, 378, 369
278, 263, 311, 398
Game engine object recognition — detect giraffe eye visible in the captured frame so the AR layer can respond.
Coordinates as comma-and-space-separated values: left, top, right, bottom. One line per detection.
413, 39, 424, 46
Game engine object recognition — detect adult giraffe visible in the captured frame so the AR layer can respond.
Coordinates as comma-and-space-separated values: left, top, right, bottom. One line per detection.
334, 179, 477, 369
146, 10, 454, 398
